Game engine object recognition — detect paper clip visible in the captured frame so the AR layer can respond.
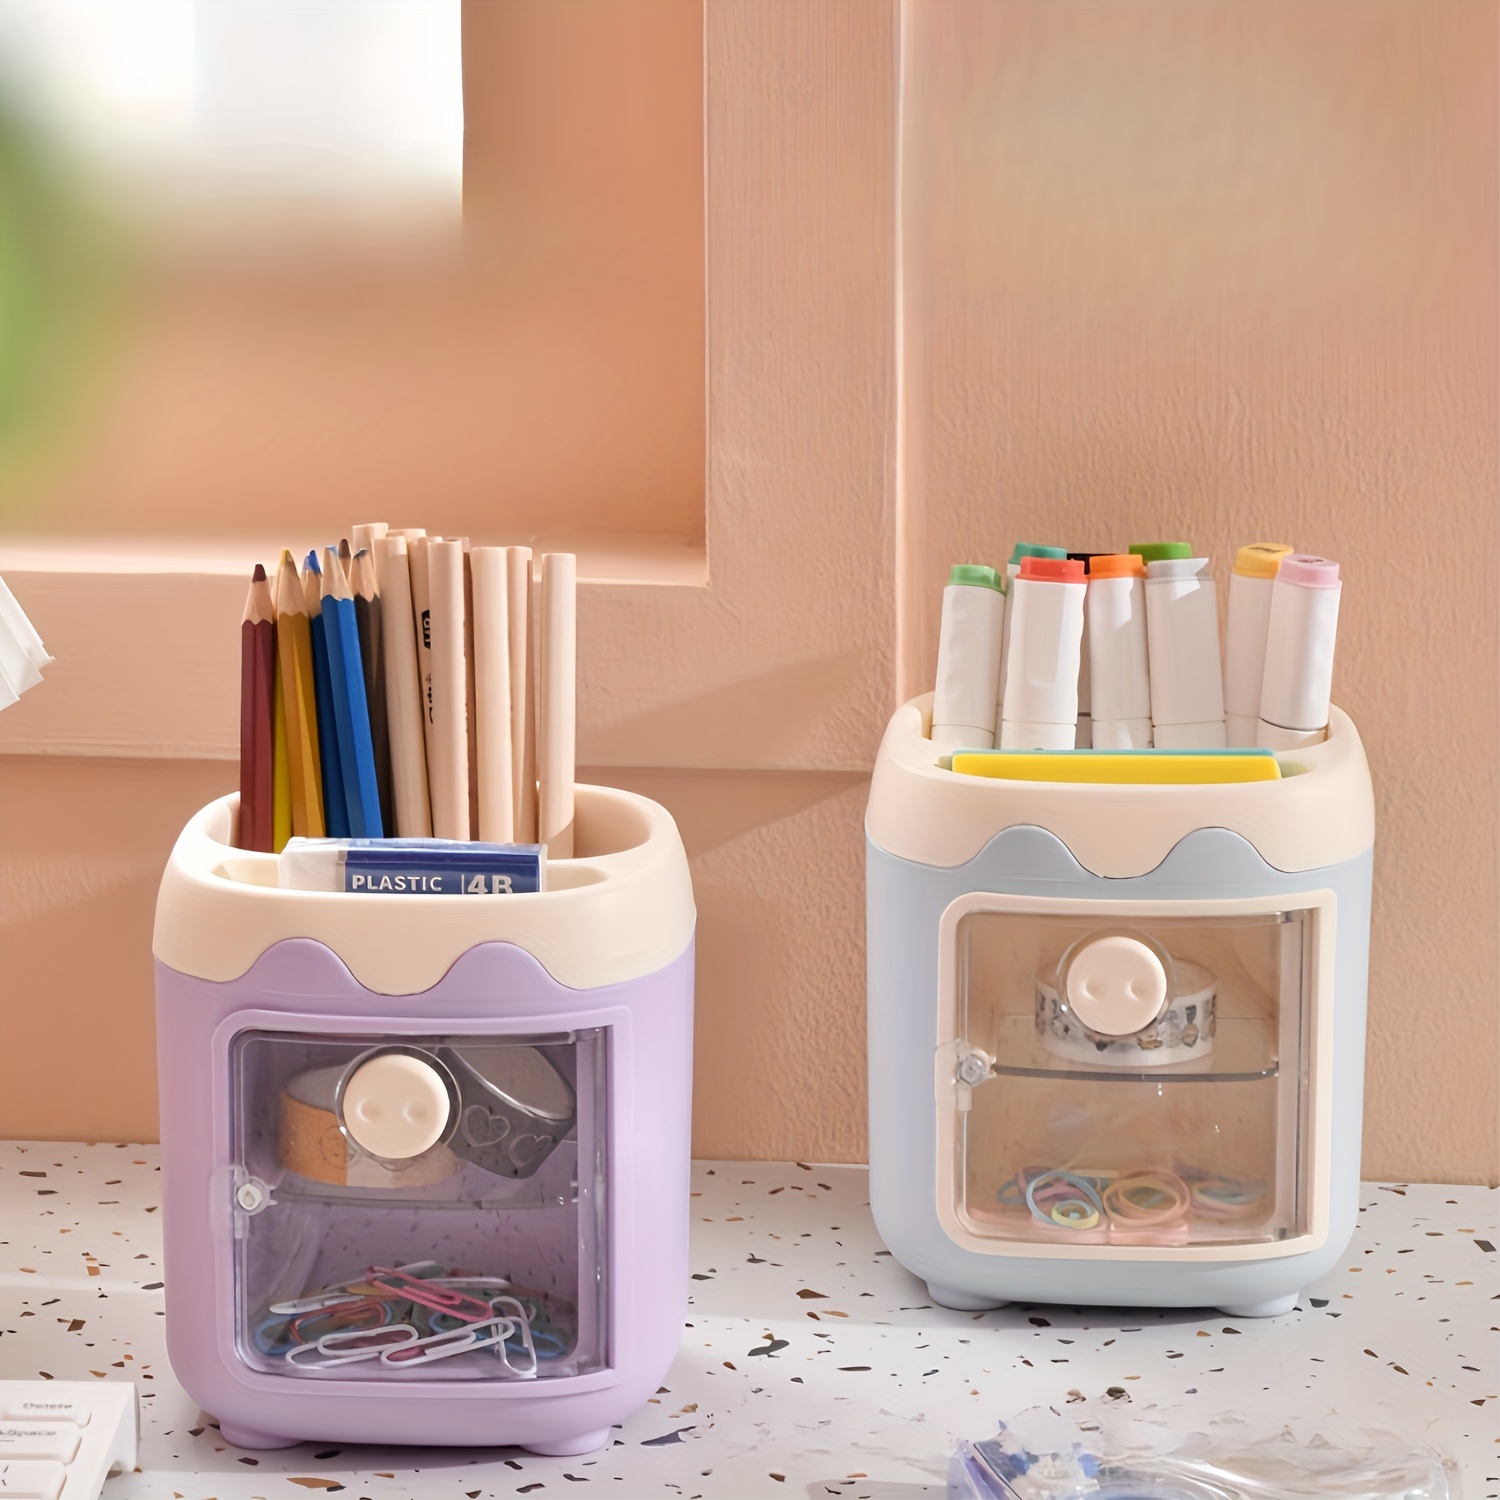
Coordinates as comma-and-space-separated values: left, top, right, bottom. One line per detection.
289, 1297, 393, 1344
382, 1314, 514, 1367
366, 1266, 494, 1323
286, 1324, 419, 1368
489, 1297, 538, 1378
267, 1291, 365, 1316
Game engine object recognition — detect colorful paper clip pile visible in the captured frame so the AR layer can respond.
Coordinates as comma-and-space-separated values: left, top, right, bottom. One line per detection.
252, 1260, 571, 1374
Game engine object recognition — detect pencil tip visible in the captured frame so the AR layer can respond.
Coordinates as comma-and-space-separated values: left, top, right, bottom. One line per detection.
306, 550, 322, 574
252, 562, 266, 582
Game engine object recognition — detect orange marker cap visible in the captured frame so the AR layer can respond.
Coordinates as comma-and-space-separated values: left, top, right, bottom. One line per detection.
1087, 553, 1145, 580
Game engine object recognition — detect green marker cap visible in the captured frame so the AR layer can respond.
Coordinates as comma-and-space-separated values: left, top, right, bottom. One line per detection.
947, 563, 1003, 591
1008, 542, 1067, 564
1129, 541, 1193, 562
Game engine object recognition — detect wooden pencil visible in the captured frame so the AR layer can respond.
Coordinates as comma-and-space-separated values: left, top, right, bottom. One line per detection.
322, 545, 384, 837
275, 549, 324, 838
239, 563, 276, 852
462, 540, 479, 839
304, 551, 349, 838
537, 552, 577, 858
426, 538, 470, 840
374, 534, 433, 836
507, 546, 537, 842
408, 534, 437, 786
351, 548, 395, 833
470, 546, 514, 842
351, 521, 388, 557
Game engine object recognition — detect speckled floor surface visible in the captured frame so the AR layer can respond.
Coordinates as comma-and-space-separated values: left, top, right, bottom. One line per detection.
0, 1143, 1493, 1498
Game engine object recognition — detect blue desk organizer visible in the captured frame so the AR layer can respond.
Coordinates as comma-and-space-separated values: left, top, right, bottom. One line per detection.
865, 696, 1374, 1317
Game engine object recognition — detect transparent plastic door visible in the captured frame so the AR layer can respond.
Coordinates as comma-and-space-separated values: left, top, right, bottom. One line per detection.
941, 902, 1323, 1250
229, 1028, 606, 1380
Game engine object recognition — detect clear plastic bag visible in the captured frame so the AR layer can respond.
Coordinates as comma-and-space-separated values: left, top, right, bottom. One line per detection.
950, 1406, 1460, 1500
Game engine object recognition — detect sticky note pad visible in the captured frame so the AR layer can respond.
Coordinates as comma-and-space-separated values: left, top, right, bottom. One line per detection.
949, 749, 1282, 784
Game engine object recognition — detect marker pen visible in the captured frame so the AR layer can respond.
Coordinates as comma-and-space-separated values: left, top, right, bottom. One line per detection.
1068, 553, 1098, 747
1144, 555, 1227, 748
996, 543, 1067, 737
999, 555, 1086, 750
1087, 553, 1152, 749
1257, 554, 1342, 749
931, 564, 1005, 749
1223, 543, 1293, 745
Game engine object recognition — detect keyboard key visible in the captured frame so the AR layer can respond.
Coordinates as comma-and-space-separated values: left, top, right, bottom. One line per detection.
0, 1400, 87, 1429
0, 1428, 79, 1465
0, 1459, 66, 1497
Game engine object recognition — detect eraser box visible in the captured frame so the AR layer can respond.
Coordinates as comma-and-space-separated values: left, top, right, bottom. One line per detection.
153, 784, 694, 1456
866, 696, 1374, 1318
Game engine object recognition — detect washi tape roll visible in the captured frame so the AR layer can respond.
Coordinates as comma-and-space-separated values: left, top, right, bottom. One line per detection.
1035, 955, 1216, 1068
277, 1062, 461, 1188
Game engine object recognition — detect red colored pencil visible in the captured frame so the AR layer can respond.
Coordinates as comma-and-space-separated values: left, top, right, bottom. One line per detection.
239, 563, 277, 851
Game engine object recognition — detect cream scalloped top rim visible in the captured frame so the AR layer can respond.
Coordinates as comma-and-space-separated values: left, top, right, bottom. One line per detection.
865, 696, 1374, 878
153, 783, 696, 994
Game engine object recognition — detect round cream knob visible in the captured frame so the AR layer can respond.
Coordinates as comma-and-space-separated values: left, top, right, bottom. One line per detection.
341, 1052, 451, 1160
1064, 935, 1168, 1037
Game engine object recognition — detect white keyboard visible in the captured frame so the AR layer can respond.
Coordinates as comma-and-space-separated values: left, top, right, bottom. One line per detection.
0, 1383, 137, 1499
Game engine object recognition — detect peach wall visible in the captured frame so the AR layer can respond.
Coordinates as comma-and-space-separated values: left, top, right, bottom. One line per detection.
0, 2, 1495, 1186
899, 0, 1498, 1185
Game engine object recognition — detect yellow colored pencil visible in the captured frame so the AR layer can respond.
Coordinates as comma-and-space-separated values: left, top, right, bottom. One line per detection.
272, 663, 292, 852
275, 549, 325, 837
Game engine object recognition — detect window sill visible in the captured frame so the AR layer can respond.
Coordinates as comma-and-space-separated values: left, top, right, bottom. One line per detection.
0, 534, 707, 760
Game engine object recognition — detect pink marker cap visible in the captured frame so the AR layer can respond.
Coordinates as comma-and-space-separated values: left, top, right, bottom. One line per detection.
1279, 554, 1340, 588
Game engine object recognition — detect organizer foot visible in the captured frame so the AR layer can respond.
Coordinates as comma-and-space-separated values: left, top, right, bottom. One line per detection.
1217, 1292, 1299, 1318
522, 1428, 611, 1458
217, 1422, 298, 1450
926, 1282, 1008, 1312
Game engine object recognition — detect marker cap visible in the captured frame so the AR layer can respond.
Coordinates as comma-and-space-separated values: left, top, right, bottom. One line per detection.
1278, 554, 1341, 588
1008, 542, 1067, 564
947, 563, 1003, 591
1019, 556, 1086, 583
1088, 553, 1145, 580
1129, 542, 1192, 563
1232, 543, 1293, 579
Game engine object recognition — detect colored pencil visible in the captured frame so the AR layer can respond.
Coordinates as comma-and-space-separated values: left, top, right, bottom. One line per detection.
470, 546, 515, 842
537, 551, 576, 858
351, 548, 395, 833
238, 563, 276, 852
373, 534, 433, 836
272, 664, 292, 852
304, 551, 349, 838
275, 549, 324, 837
427, 538, 470, 840
322, 546, 385, 838
507, 546, 537, 843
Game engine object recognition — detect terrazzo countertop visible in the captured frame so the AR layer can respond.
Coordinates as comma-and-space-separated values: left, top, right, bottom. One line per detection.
0, 1143, 1494, 1498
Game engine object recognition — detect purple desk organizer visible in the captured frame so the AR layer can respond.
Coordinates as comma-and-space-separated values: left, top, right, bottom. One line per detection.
153, 788, 695, 1456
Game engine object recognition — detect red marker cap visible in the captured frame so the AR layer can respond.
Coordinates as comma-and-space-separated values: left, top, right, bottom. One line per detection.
1019, 556, 1086, 584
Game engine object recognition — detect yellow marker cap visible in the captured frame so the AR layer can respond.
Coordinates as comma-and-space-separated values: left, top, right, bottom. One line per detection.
1232, 543, 1294, 579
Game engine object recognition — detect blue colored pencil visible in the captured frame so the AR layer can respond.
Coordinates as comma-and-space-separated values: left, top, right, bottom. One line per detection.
321, 546, 385, 838
303, 551, 349, 839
